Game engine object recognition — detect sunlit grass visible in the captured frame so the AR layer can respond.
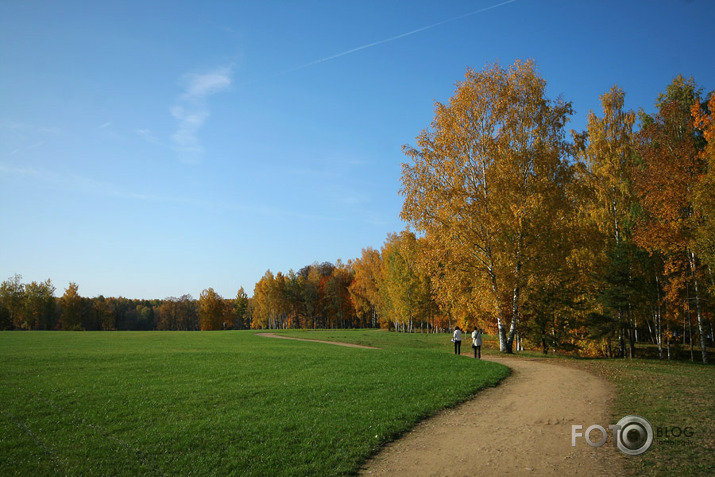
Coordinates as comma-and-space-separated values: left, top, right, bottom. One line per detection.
0, 331, 508, 476
574, 358, 715, 476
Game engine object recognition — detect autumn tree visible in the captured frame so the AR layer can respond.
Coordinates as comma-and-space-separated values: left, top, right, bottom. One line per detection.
158, 297, 180, 330
274, 272, 292, 328
401, 60, 573, 352
349, 247, 383, 328
577, 86, 637, 246
158, 295, 198, 330
380, 231, 436, 332
692, 92, 715, 290
518, 179, 584, 355
633, 75, 709, 363
572, 85, 657, 358
298, 268, 320, 328
249, 262, 357, 330
199, 287, 228, 331
59, 282, 83, 330
251, 271, 276, 329
322, 260, 354, 328
298, 262, 336, 329
177, 294, 199, 330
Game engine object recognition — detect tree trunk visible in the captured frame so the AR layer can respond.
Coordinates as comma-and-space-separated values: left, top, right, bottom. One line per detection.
505, 284, 518, 354
688, 307, 694, 363
655, 273, 663, 359
646, 318, 654, 344
502, 245, 522, 355
618, 322, 625, 358
628, 311, 635, 359
490, 275, 511, 353
497, 316, 508, 352
655, 309, 663, 360
667, 337, 671, 360
688, 251, 708, 364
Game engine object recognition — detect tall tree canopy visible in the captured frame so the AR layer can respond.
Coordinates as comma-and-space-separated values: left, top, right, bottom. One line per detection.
59, 282, 83, 331
634, 76, 709, 362
400, 60, 573, 352
199, 287, 228, 331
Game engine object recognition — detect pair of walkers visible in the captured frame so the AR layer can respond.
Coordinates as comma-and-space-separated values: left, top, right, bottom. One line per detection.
452, 326, 483, 359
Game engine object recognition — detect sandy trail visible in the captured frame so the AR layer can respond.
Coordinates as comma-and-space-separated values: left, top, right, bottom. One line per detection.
255, 332, 379, 349
361, 355, 624, 476
256, 333, 624, 475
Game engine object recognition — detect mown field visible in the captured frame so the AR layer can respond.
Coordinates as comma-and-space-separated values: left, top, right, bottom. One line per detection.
576, 357, 715, 476
0, 330, 508, 476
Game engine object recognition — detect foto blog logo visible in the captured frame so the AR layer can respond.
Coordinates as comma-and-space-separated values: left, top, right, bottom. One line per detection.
572, 415, 654, 456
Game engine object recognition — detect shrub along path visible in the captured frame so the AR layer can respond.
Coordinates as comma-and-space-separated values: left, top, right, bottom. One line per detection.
360, 355, 625, 476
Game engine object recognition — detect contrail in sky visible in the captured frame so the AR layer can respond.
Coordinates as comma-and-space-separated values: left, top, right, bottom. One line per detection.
283, 0, 518, 74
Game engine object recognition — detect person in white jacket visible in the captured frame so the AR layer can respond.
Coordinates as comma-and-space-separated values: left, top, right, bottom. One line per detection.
472, 327, 483, 359
453, 326, 462, 355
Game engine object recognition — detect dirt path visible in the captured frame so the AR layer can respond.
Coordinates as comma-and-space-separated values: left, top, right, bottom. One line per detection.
255, 332, 379, 349
256, 333, 624, 475
361, 355, 624, 476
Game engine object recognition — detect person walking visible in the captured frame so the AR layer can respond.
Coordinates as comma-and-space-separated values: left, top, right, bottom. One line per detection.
453, 326, 462, 355
472, 327, 483, 359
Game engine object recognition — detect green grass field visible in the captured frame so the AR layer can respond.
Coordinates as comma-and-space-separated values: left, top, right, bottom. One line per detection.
0, 330, 508, 476
575, 358, 715, 476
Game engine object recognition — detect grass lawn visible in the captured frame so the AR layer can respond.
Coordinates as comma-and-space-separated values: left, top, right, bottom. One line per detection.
0, 330, 508, 476
576, 358, 715, 476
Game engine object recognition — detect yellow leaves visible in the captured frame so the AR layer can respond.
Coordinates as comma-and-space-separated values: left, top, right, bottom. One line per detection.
633, 94, 704, 255
400, 59, 574, 338
198, 287, 227, 331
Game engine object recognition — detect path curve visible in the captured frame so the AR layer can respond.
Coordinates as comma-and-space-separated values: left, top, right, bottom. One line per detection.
361, 356, 624, 476
256, 333, 624, 475
255, 332, 379, 349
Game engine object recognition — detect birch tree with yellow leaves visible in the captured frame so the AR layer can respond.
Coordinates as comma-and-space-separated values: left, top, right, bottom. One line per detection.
401, 60, 573, 353
573, 86, 649, 358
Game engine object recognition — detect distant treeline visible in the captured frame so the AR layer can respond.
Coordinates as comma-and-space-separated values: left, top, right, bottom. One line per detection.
0, 260, 381, 333
0, 276, 207, 331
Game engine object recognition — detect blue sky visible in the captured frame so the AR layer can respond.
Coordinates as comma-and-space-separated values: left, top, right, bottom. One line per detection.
1, 0, 714, 300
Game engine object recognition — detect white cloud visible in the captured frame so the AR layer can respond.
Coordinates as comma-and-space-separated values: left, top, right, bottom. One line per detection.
136, 128, 161, 145
171, 67, 232, 163
182, 68, 232, 100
